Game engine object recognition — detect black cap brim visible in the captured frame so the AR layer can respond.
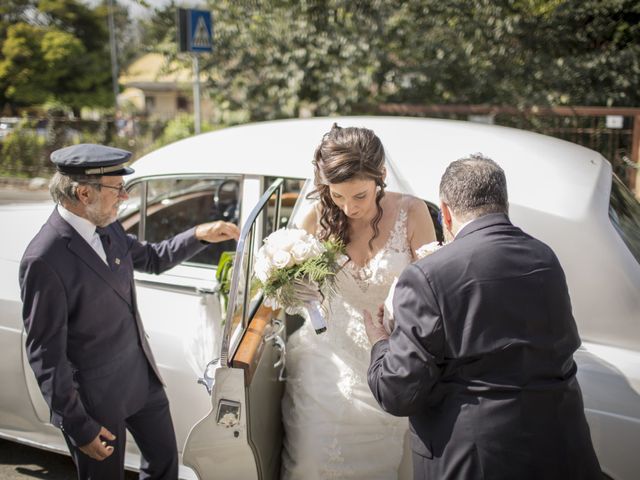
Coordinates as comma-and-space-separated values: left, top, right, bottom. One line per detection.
103, 166, 135, 176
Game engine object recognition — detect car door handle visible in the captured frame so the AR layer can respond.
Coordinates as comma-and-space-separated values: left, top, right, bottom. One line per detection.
135, 278, 219, 296
197, 358, 221, 395
196, 286, 219, 295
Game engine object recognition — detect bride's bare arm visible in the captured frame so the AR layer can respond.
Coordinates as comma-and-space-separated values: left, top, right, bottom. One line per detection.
407, 197, 437, 259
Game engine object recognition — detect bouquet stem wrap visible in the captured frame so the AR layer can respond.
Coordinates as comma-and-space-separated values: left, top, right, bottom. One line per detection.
305, 300, 327, 334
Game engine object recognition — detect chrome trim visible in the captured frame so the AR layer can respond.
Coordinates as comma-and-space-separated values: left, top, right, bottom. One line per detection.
220, 178, 284, 366
135, 278, 219, 296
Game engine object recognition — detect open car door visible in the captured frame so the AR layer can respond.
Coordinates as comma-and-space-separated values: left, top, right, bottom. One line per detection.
183, 179, 287, 480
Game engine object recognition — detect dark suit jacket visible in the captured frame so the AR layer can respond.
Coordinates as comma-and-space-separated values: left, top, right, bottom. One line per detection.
368, 213, 601, 479
19, 208, 206, 447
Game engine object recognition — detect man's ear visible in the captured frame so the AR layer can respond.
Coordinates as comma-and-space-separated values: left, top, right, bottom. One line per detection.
440, 201, 453, 229
75, 184, 93, 205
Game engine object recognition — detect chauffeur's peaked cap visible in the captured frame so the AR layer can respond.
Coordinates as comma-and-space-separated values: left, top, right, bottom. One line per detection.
51, 143, 135, 176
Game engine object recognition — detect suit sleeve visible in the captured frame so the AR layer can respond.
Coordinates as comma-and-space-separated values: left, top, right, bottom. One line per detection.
368, 263, 445, 416
19, 257, 101, 447
128, 226, 208, 274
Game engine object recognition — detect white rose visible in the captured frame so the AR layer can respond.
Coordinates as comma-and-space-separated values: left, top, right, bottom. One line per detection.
264, 229, 304, 256
291, 241, 313, 263
254, 256, 273, 284
272, 250, 294, 269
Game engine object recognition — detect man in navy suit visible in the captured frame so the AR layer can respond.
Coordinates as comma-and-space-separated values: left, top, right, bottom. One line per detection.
19, 144, 240, 480
365, 154, 601, 479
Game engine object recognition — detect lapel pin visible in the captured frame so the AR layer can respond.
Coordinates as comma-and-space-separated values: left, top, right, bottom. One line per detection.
115, 258, 121, 265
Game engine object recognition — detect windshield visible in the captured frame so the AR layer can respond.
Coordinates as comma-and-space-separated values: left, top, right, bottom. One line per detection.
609, 174, 640, 265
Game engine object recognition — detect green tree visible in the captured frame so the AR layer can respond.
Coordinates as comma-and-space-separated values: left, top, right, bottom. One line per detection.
0, 0, 116, 114
137, 0, 640, 123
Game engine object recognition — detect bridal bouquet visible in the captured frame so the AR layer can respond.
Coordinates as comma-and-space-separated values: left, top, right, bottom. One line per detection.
254, 228, 344, 334
382, 241, 446, 334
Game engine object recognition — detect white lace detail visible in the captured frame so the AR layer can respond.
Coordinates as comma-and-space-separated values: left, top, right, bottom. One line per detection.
281, 195, 413, 480
343, 206, 410, 293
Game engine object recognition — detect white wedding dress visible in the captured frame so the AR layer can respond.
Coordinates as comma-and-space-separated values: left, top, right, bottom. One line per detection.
281, 196, 413, 480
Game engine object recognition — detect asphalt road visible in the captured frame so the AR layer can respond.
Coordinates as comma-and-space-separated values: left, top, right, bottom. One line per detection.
0, 439, 76, 480
0, 187, 50, 205
0, 439, 138, 480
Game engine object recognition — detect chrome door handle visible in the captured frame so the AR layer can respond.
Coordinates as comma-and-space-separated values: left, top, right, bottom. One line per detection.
197, 358, 220, 394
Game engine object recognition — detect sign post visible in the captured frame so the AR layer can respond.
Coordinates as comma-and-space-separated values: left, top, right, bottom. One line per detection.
177, 9, 213, 134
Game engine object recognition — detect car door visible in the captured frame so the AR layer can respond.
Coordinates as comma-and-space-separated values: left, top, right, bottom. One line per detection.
117, 174, 246, 469
183, 179, 288, 480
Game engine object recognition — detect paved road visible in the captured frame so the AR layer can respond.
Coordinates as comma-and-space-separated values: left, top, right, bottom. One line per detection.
0, 439, 76, 480
0, 439, 138, 479
0, 187, 50, 205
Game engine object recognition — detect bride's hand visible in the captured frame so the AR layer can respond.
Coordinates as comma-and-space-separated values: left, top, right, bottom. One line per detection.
363, 306, 389, 346
293, 279, 323, 304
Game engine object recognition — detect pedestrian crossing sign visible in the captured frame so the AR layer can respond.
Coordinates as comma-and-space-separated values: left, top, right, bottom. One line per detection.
177, 8, 213, 53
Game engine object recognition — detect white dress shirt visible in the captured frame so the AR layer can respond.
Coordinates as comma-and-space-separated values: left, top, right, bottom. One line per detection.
57, 204, 108, 265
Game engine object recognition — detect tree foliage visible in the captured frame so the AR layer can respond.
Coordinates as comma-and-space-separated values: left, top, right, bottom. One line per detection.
1, 0, 638, 119
163, 0, 639, 122
0, 0, 115, 114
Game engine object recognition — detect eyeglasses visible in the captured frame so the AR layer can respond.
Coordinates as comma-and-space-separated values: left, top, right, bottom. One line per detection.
89, 183, 127, 196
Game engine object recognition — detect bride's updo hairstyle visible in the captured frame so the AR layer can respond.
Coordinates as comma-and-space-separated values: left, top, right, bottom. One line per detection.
309, 123, 386, 249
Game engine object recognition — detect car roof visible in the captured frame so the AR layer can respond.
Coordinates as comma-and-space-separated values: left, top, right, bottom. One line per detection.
130, 116, 609, 218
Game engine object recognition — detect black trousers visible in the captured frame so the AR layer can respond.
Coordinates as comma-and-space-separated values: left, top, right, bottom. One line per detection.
64, 376, 178, 480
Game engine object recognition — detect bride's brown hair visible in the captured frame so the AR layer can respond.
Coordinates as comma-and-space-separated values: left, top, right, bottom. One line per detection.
308, 123, 386, 249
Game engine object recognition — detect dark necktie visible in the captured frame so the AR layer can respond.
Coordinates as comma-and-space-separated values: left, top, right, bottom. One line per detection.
96, 226, 112, 267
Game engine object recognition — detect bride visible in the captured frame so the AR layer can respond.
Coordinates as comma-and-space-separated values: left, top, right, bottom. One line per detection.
281, 124, 436, 479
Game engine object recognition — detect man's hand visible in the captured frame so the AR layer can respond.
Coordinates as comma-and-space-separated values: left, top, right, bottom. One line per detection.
195, 221, 240, 243
363, 305, 390, 346
79, 426, 116, 461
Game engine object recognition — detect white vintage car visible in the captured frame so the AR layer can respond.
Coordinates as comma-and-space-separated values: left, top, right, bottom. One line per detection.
0, 117, 639, 480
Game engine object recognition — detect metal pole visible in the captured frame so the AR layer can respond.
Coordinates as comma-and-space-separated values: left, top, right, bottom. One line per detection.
632, 115, 640, 199
108, 0, 119, 112
193, 54, 201, 134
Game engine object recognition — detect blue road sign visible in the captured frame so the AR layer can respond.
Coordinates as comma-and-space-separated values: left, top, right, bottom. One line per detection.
188, 9, 212, 53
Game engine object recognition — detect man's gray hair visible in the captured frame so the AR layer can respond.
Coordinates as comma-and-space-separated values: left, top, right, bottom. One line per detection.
49, 172, 100, 205
439, 153, 508, 221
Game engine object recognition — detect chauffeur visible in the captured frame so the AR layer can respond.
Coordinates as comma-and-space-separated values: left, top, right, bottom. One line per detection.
19, 144, 240, 480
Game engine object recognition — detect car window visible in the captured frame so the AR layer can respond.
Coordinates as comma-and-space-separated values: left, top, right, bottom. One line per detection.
120, 176, 241, 267
264, 177, 305, 231
609, 174, 640, 265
